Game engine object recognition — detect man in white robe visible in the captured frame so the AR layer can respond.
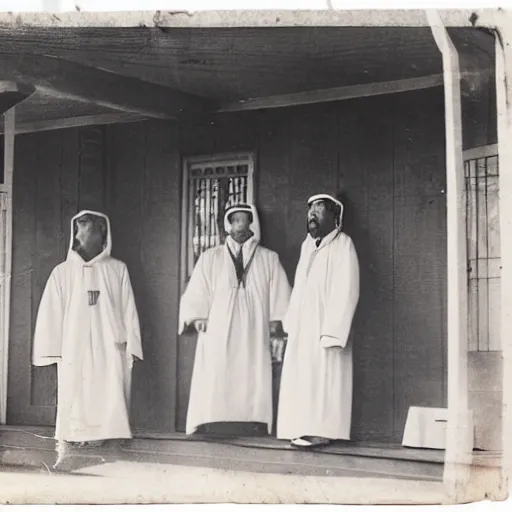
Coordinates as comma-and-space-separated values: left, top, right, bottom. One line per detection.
179, 204, 290, 436
277, 194, 360, 448
32, 210, 143, 470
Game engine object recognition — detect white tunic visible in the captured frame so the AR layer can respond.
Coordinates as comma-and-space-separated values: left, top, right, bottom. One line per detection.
277, 229, 360, 440
32, 210, 143, 443
179, 235, 290, 435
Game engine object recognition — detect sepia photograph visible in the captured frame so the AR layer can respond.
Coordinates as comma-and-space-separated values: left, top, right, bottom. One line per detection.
0, 2, 510, 507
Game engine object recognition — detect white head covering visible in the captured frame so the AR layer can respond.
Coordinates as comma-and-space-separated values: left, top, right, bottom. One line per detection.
307, 193, 344, 230
223, 203, 261, 242
68, 209, 112, 264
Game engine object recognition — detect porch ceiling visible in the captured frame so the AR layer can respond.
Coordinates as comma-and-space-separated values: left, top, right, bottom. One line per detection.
0, 24, 496, 131
1, 26, 444, 100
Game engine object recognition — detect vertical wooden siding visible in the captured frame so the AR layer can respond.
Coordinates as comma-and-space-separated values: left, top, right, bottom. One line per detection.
178, 87, 448, 442
7, 126, 106, 425
9, 89, 449, 443
105, 120, 181, 432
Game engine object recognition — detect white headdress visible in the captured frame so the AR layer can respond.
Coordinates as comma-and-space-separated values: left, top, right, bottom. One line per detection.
307, 193, 344, 229
223, 203, 261, 242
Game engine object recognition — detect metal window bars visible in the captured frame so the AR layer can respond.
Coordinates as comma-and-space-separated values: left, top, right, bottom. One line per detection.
187, 161, 250, 278
465, 154, 501, 351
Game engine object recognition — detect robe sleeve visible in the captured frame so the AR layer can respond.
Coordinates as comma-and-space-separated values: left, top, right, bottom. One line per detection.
178, 252, 212, 335
320, 237, 360, 348
32, 268, 64, 367
121, 264, 144, 361
269, 252, 291, 323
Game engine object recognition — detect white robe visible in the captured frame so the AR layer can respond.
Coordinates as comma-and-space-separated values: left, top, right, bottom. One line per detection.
277, 229, 360, 440
179, 235, 290, 435
32, 210, 143, 443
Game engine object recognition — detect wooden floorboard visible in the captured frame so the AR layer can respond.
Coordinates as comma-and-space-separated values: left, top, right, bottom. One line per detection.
0, 425, 445, 481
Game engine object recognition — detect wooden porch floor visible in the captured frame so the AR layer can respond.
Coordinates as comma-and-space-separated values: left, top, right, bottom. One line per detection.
0, 425, 447, 481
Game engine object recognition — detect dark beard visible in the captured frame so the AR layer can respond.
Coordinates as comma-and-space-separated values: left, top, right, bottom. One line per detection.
307, 219, 320, 238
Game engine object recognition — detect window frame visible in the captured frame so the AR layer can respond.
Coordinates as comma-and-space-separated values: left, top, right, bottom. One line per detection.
180, 151, 256, 290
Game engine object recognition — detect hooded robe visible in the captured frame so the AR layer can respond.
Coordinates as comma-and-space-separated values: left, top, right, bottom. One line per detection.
179, 204, 290, 435
32, 210, 143, 443
277, 200, 360, 441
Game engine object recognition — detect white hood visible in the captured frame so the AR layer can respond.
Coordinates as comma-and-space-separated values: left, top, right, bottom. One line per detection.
223, 203, 261, 243
67, 209, 112, 264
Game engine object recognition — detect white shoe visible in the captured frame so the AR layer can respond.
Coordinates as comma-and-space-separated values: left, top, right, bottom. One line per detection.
291, 437, 313, 448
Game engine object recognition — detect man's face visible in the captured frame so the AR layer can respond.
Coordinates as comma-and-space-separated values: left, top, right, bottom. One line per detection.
75, 215, 105, 255
307, 200, 336, 239
229, 211, 253, 244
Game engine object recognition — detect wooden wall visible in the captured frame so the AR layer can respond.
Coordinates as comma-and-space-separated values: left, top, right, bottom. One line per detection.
178, 86, 448, 442
7, 122, 180, 432
105, 121, 181, 432
8, 126, 107, 425
8, 87, 449, 443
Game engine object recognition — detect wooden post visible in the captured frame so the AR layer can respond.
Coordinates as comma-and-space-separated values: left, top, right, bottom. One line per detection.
496, 19, 512, 497
0, 108, 14, 424
426, 10, 473, 501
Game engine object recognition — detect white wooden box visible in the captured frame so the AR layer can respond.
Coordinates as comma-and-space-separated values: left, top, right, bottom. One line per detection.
402, 406, 448, 450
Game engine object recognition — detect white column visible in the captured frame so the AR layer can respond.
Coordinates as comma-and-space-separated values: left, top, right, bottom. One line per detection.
496, 20, 512, 497
0, 108, 14, 425
426, 10, 473, 501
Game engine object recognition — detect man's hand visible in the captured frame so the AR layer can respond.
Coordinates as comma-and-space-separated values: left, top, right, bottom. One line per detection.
193, 319, 208, 333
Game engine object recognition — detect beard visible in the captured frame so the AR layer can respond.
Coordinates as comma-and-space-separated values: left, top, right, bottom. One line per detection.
307, 218, 320, 238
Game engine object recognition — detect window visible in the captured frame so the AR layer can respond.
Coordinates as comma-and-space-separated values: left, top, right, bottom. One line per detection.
181, 153, 255, 283
464, 145, 500, 351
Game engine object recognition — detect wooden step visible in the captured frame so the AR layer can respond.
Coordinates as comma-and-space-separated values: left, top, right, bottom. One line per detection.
0, 426, 443, 481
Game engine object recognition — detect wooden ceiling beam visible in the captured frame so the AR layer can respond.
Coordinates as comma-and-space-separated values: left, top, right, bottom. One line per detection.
0, 112, 150, 135
216, 74, 446, 113
0, 54, 213, 120
0, 81, 35, 116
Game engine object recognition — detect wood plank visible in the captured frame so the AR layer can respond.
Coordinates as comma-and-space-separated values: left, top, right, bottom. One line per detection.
0, 53, 211, 120
393, 198, 447, 436
428, 13, 472, 494
337, 96, 395, 442
77, 126, 105, 212
0, 108, 14, 423
105, 122, 147, 427
286, 103, 338, 265
256, 109, 291, 279
0, 86, 34, 118
6, 133, 37, 424
60, 128, 79, 257
30, 131, 66, 408
0, 10, 482, 29
495, 27, 512, 489
392, 88, 447, 441
218, 75, 444, 113
140, 120, 181, 432
11, 112, 150, 135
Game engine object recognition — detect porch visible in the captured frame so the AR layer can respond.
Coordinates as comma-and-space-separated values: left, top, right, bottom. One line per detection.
0, 425, 446, 481
0, 8, 508, 504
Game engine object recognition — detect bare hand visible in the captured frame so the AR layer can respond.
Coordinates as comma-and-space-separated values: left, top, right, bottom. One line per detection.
193, 319, 208, 333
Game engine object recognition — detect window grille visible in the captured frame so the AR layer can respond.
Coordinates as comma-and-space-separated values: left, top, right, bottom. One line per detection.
465, 150, 500, 351
182, 153, 254, 282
